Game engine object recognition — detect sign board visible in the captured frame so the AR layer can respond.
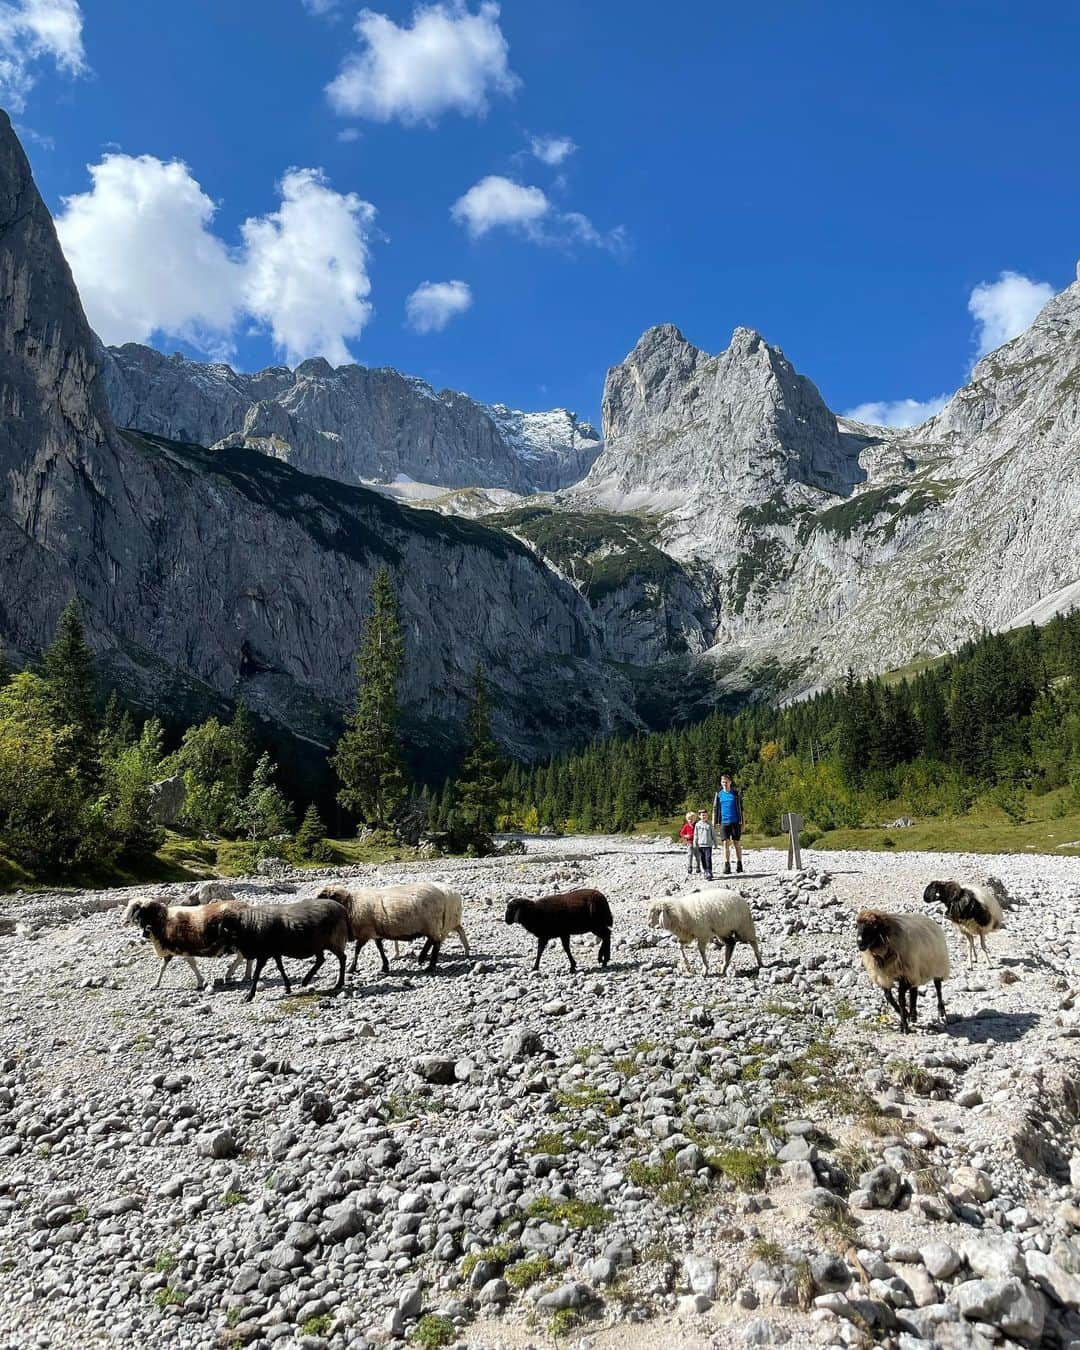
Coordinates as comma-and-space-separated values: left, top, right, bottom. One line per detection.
781, 811, 804, 871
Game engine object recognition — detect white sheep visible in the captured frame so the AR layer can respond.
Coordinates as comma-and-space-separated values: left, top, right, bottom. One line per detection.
317, 882, 469, 974
647, 888, 762, 975
922, 880, 1004, 965
856, 909, 950, 1033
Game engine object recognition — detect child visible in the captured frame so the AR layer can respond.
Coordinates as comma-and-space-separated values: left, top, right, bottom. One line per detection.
693, 810, 714, 881
679, 811, 697, 874
713, 772, 744, 875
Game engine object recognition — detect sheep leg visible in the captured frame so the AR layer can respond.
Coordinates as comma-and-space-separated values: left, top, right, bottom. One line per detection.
979, 932, 991, 964
883, 985, 907, 1032
750, 936, 763, 970
533, 937, 548, 971
596, 928, 610, 967
332, 948, 346, 993
455, 925, 470, 955
274, 955, 291, 994
245, 958, 266, 1003
965, 933, 976, 967
698, 939, 710, 975
559, 935, 577, 973
302, 953, 325, 986
720, 936, 736, 976
184, 955, 205, 990
350, 939, 365, 974
424, 939, 442, 974
908, 985, 918, 1024
154, 955, 171, 989
416, 938, 433, 964
678, 942, 694, 974
934, 978, 946, 1022
896, 979, 912, 1034
375, 939, 391, 974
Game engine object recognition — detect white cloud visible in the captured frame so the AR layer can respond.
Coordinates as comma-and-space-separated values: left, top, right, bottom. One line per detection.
0, 0, 85, 110
56, 153, 377, 365
326, 1, 519, 125
843, 395, 950, 429
451, 175, 549, 238
337, 126, 361, 143
450, 174, 624, 254
529, 134, 575, 166
302, 0, 338, 13
55, 154, 243, 351
968, 270, 1055, 358
405, 279, 472, 333
242, 168, 376, 366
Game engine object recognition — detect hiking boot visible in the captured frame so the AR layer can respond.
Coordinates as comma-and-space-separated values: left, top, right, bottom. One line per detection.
736, 862, 743, 874
723, 862, 731, 875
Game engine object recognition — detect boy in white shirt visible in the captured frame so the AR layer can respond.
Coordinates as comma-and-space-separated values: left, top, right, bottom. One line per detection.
692, 811, 714, 881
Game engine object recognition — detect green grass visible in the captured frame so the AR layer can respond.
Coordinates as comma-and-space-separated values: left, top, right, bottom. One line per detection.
153, 1286, 185, 1310
549, 1308, 584, 1339
553, 1084, 620, 1118
525, 1196, 611, 1230
749, 1237, 785, 1265
461, 1243, 511, 1279
221, 1190, 246, 1208
505, 1256, 554, 1290
153, 1249, 177, 1275
300, 1313, 333, 1337
410, 1314, 456, 1348
708, 1146, 771, 1191
626, 1156, 698, 1207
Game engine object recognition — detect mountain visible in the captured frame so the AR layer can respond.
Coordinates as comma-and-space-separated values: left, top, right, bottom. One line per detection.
0, 111, 640, 761
550, 300, 1080, 694
102, 342, 600, 494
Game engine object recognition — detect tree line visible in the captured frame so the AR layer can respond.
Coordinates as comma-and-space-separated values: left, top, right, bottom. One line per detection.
0, 568, 503, 878
498, 612, 1080, 835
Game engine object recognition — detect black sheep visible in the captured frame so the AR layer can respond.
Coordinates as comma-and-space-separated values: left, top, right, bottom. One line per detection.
206, 898, 349, 1002
504, 888, 612, 971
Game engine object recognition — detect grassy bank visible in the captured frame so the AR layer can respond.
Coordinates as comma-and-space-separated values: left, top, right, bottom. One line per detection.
0, 832, 414, 895
634, 792, 1080, 858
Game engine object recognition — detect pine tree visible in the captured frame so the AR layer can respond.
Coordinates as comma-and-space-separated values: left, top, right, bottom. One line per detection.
229, 702, 258, 794
331, 568, 409, 831
238, 752, 293, 843
41, 599, 98, 779
294, 802, 328, 860
455, 666, 504, 832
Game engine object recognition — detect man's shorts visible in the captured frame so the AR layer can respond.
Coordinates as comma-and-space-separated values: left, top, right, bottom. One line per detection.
719, 823, 741, 841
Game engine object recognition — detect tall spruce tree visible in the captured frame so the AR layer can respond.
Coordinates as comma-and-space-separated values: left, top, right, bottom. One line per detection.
331, 568, 408, 830
41, 599, 98, 780
456, 666, 503, 832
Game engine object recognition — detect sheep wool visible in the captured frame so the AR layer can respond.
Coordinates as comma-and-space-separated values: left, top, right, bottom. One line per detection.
318, 882, 469, 974
856, 909, 949, 1033
923, 880, 1004, 966
647, 888, 762, 976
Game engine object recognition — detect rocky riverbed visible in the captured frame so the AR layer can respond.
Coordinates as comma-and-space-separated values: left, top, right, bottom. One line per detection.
1, 838, 1079, 1350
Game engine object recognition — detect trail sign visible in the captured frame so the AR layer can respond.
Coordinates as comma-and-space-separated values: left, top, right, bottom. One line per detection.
781, 811, 804, 871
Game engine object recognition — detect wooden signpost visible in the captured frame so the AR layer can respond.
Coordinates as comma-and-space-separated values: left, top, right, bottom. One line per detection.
781, 811, 804, 871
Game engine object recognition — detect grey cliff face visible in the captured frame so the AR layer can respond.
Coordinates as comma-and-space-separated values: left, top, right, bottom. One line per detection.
101, 343, 600, 494
0, 113, 632, 758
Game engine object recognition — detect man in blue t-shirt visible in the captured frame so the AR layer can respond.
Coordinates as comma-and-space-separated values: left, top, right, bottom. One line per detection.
712, 773, 744, 875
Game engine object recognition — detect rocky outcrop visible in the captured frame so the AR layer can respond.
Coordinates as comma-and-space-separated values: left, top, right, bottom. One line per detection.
101, 343, 600, 494
0, 112, 631, 758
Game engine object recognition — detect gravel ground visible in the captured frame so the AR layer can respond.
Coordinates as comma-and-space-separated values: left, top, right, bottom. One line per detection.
1, 838, 1079, 1350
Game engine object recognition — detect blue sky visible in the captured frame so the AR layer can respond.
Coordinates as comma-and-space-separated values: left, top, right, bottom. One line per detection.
7, 0, 1079, 427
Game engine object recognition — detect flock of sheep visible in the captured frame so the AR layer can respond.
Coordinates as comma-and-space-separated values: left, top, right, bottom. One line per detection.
123, 874, 1006, 1032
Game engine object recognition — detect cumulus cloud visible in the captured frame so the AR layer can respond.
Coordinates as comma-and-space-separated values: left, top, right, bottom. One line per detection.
529, 134, 575, 166
450, 174, 624, 253
55, 153, 377, 365
451, 175, 549, 238
0, 0, 85, 110
405, 279, 472, 333
326, 1, 519, 125
843, 395, 950, 429
968, 270, 1055, 358
242, 169, 376, 365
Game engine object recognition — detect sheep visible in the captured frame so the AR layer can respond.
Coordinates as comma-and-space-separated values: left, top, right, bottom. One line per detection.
124, 898, 250, 989
204, 898, 349, 1002
922, 880, 1004, 966
316, 883, 468, 975
856, 909, 950, 1033
647, 888, 762, 976
503, 889, 612, 972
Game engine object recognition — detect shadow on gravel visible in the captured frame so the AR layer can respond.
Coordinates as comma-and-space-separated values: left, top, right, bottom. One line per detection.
942, 1009, 1040, 1044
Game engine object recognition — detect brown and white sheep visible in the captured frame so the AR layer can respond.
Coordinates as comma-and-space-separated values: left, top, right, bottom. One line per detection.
124, 897, 250, 989
317, 883, 469, 974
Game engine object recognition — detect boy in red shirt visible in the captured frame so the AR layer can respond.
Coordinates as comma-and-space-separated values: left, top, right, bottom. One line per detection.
679, 811, 697, 875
